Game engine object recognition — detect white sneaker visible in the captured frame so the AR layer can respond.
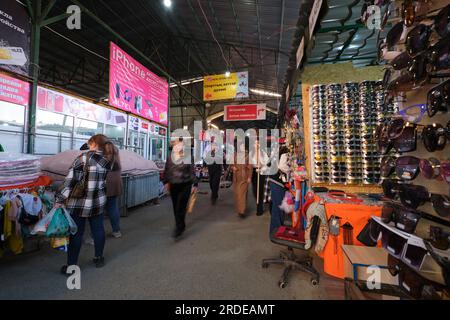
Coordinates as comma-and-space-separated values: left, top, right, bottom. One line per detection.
85, 237, 94, 245
112, 231, 122, 238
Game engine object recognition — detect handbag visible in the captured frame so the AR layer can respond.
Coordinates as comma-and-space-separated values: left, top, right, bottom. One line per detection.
70, 153, 91, 198
17, 196, 40, 226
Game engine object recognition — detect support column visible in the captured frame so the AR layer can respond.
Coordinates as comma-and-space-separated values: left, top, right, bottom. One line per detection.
27, 0, 42, 154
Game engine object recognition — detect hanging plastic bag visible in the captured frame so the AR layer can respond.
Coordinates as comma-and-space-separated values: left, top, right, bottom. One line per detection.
45, 208, 70, 238
62, 208, 78, 235
30, 208, 56, 235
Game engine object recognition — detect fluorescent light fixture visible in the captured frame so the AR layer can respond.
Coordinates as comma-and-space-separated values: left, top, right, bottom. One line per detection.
209, 123, 219, 130
183, 125, 188, 130
250, 88, 282, 97
163, 0, 172, 8
225, 71, 231, 77
169, 77, 204, 88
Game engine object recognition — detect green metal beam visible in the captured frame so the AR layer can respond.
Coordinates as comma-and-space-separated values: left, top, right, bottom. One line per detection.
68, 0, 204, 108
27, 0, 42, 154
317, 23, 366, 34
40, 0, 57, 21
40, 13, 71, 27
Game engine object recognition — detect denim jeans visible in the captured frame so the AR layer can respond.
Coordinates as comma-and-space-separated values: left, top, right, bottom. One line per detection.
67, 214, 105, 266
269, 181, 286, 235
106, 196, 120, 233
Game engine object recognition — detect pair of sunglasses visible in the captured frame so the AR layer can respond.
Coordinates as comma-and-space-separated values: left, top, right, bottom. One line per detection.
427, 80, 450, 117
422, 123, 448, 152
381, 202, 421, 234
376, 121, 418, 154
420, 158, 450, 183
382, 180, 450, 216
429, 226, 450, 251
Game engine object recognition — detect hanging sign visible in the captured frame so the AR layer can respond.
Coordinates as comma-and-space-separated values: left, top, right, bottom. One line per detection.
224, 104, 266, 121
203, 71, 248, 101
309, 0, 324, 38
109, 42, 168, 125
0, 0, 31, 77
37, 86, 127, 128
296, 37, 305, 69
0, 72, 29, 106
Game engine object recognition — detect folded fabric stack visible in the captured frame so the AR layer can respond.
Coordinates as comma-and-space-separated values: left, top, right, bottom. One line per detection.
0, 153, 41, 188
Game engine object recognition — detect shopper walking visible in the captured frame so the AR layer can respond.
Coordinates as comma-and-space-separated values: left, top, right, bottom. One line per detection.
105, 145, 123, 238
250, 139, 270, 216
55, 134, 115, 272
268, 146, 290, 234
231, 140, 253, 218
164, 138, 198, 239
204, 136, 222, 205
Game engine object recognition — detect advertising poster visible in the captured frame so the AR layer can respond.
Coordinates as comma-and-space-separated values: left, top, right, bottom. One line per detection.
0, 72, 30, 106
203, 71, 249, 101
37, 86, 127, 128
109, 42, 169, 125
224, 104, 266, 121
0, 0, 31, 76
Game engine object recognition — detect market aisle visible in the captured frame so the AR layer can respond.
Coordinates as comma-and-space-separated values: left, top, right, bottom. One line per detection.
0, 183, 344, 300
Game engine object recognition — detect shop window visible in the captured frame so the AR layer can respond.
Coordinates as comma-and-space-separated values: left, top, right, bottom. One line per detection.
35, 109, 73, 154
105, 124, 125, 149
74, 118, 104, 149
0, 101, 25, 153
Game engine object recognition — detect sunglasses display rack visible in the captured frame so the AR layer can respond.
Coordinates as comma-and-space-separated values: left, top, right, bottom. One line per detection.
312, 85, 329, 183
310, 81, 392, 185
328, 83, 346, 184
343, 82, 362, 185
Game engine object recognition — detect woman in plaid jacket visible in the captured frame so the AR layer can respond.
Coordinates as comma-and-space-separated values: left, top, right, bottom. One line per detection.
55, 134, 116, 273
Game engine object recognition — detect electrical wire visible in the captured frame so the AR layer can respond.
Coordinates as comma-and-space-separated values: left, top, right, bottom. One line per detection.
196, 0, 230, 71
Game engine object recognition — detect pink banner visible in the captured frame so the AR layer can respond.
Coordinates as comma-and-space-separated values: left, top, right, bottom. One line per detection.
0, 73, 29, 106
109, 42, 168, 125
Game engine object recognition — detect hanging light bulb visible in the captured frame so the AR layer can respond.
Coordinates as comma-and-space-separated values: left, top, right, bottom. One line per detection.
163, 0, 172, 8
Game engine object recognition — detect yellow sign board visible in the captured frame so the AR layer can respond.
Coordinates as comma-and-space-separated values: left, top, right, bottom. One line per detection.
203, 71, 249, 101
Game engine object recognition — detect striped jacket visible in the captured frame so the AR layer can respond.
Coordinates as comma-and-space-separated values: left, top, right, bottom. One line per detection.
56, 151, 110, 217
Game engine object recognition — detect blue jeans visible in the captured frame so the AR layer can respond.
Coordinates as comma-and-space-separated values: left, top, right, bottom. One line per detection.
106, 196, 120, 233
68, 214, 105, 266
269, 181, 286, 235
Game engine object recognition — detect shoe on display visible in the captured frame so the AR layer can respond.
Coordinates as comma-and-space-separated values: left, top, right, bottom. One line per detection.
112, 231, 122, 238
93, 256, 105, 268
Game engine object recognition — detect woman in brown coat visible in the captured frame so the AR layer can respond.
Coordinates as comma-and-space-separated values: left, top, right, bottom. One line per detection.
231, 141, 253, 218
105, 145, 123, 238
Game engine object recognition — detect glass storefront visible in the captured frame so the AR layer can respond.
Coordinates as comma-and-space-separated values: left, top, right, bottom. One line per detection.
105, 124, 125, 148
150, 136, 166, 161
35, 109, 74, 155
74, 118, 104, 150
0, 101, 25, 153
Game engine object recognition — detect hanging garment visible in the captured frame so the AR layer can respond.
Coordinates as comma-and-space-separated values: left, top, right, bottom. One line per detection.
304, 201, 329, 254
16, 193, 42, 216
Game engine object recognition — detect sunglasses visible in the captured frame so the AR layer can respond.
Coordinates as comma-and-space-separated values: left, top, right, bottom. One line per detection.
395, 156, 420, 181
381, 202, 421, 234
428, 226, 450, 251
382, 180, 449, 216
419, 158, 449, 181
396, 104, 427, 123
427, 80, 449, 117
422, 123, 447, 152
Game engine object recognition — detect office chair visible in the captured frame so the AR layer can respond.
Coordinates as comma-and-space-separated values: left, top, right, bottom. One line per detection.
262, 193, 320, 289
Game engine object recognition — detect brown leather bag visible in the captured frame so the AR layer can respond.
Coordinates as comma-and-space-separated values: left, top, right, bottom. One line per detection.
70, 153, 91, 198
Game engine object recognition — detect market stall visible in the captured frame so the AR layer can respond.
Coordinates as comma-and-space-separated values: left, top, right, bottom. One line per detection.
276, 0, 450, 300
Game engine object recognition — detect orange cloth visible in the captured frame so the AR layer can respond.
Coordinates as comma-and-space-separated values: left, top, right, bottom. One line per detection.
316, 196, 382, 279
0, 176, 52, 191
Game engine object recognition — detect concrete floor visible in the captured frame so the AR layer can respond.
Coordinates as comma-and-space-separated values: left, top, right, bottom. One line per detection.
0, 183, 344, 300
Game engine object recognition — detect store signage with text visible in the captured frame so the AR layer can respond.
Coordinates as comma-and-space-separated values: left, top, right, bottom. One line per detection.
224, 104, 266, 121
309, 0, 323, 38
109, 42, 168, 125
0, 0, 31, 76
203, 71, 249, 101
0, 72, 29, 106
37, 86, 127, 128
